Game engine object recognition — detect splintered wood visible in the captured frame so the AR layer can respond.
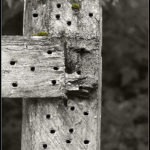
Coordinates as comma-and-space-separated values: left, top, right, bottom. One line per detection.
2, 36, 65, 98
22, 0, 102, 150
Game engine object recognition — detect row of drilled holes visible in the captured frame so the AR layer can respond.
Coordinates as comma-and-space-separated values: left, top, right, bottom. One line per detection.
10, 49, 81, 87
43, 139, 90, 149
10, 50, 59, 87
33, 3, 94, 27
44, 108, 90, 149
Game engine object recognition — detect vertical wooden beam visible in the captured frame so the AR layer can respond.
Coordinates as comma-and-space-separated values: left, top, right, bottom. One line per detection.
21, 0, 102, 150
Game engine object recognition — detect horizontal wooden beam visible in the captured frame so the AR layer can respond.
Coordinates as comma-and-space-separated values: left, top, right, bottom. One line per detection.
2, 36, 65, 98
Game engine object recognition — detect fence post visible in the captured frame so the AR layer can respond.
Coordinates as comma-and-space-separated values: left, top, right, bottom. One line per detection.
21, 0, 102, 150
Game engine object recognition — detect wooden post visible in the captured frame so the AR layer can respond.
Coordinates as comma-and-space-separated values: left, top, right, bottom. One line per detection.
2, 0, 102, 149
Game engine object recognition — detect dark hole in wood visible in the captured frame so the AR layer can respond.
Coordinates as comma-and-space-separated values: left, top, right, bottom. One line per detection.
67, 21, 71, 26
70, 106, 75, 111
57, 3, 61, 8
79, 86, 83, 90
84, 140, 90, 144
84, 112, 89, 115
10, 60, 16, 65
52, 80, 56, 85
56, 14, 60, 20
30, 66, 35, 72
66, 140, 71, 144
33, 13, 38, 17
69, 128, 74, 133
53, 67, 59, 70
47, 50, 52, 54
43, 144, 47, 149
77, 70, 81, 75
50, 129, 56, 134
89, 13, 93, 17
46, 114, 51, 119
12, 82, 18, 87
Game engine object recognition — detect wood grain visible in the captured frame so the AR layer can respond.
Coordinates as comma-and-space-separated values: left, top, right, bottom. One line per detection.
21, 0, 102, 150
2, 36, 65, 98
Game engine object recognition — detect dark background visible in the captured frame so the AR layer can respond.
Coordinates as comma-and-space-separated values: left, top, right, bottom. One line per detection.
2, 0, 148, 150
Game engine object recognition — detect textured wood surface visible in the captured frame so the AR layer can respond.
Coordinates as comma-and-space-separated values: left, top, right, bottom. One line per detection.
2, 36, 65, 98
22, 0, 102, 150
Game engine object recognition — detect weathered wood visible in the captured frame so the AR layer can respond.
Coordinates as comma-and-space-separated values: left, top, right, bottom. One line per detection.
21, 0, 102, 150
2, 36, 65, 98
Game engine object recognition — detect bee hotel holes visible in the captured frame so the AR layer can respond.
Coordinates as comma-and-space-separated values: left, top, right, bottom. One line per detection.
53, 67, 59, 70
66, 140, 71, 144
83, 111, 89, 115
57, 3, 61, 8
50, 129, 56, 134
84, 140, 90, 144
30, 66, 35, 72
67, 21, 71, 26
47, 50, 52, 54
52, 80, 56, 85
56, 14, 60, 20
43, 144, 47, 149
12, 82, 18, 87
76, 70, 81, 75
89, 13, 93, 17
33, 13, 38, 17
46, 114, 51, 119
70, 106, 75, 111
10, 60, 16, 65
69, 128, 74, 133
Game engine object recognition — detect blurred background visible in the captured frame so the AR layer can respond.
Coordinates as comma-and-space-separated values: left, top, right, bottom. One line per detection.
2, 0, 148, 150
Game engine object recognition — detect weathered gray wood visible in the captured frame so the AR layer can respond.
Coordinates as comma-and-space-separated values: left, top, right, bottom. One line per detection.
21, 0, 102, 150
2, 36, 65, 98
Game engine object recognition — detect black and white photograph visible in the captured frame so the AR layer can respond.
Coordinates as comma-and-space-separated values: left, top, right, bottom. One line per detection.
1, 0, 149, 150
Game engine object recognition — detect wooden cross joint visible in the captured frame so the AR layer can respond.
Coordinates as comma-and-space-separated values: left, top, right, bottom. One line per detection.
2, 0, 102, 150
2, 36, 99, 99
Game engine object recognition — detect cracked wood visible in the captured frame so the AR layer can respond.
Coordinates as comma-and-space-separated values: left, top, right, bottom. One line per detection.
2, 36, 65, 98
21, 0, 102, 150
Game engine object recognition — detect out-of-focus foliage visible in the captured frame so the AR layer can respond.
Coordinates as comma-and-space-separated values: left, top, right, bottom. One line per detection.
2, 0, 23, 35
102, 0, 148, 150
2, 0, 148, 150
2, 99, 22, 150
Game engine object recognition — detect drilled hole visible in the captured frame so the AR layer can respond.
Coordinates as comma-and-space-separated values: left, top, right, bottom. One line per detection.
79, 86, 83, 90
69, 128, 74, 133
70, 106, 75, 111
53, 67, 59, 70
56, 14, 60, 20
33, 13, 38, 17
66, 140, 71, 144
89, 13, 93, 17
76, 70, 81, 75
10, 60, 16, 65
43, 144, 47, 149
52, 80, 56, 85
84, 140, 90, 144
67, 21, 71, 26
50, 129, 56, 134
57, 3, 61, 8
47, 50, 52, 54
83, 112, 89, 115
12, 82, 18, 87
46, 114, 51, 119
30, 66, 35, 72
